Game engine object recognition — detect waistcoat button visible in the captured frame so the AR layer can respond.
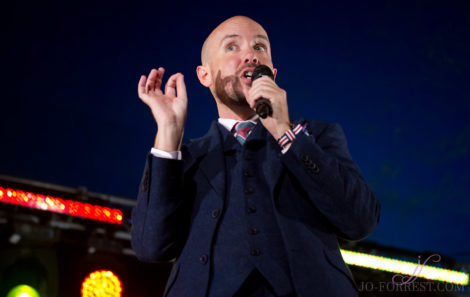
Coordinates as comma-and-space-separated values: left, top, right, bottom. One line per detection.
250, 249, 261, 256
249, 228, 259, 235
211, 209, 220, 218
200, 254, 208, 264
246, 206, 256, 214
244, 187, 254, 194
243, 170, 253, 177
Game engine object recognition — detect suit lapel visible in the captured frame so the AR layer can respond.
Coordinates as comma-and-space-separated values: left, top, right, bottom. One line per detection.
248, 119, 307, 199
185, 121, 226, 198
264, 137, 284, 195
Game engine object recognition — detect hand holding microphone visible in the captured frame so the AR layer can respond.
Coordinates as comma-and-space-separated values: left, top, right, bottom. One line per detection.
251, 65, 274, 119
249, 64, 291, 140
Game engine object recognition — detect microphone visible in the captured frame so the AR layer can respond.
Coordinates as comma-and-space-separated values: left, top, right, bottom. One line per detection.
251, 65, 274, 119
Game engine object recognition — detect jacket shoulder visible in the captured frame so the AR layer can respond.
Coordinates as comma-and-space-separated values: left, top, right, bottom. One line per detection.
297, 118, 342, 137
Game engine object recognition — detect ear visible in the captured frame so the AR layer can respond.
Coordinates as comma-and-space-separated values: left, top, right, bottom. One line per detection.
196, 65, 212, 87
272, 67, 278, 80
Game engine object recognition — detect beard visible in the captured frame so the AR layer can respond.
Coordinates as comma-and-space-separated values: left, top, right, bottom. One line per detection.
214, 69, 250, 108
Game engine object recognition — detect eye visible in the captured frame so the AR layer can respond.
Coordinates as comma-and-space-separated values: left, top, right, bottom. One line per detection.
254, 44, 266, 51
227, 44, 237, 51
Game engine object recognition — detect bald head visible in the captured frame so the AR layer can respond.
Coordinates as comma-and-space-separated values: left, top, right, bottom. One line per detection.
201, 16, 269, 65
195, 15, 276, 119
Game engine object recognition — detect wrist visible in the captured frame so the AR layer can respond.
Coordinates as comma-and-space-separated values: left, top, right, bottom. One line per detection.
277, 123, 302, 149
270, 122, 292, 140
154, 126, 184, 152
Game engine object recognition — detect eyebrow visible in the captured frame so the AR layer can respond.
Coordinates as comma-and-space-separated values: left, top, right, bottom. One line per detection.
219, 34, 269, 46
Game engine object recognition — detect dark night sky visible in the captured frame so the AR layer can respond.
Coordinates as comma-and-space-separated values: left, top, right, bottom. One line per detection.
1, 0, 469, 261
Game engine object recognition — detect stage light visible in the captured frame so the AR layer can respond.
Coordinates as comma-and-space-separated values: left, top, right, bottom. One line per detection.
0, 187, 123, 224
0, 251, 57, 297
341, 249, 469, 286
81, 270, 122, 297
6, 284, 40, 297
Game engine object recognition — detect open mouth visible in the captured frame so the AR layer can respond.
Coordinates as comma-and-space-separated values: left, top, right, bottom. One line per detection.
240, 68, 255, 84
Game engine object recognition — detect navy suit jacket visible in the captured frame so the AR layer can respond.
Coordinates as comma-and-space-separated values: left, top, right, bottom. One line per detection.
131, 118, 381, 297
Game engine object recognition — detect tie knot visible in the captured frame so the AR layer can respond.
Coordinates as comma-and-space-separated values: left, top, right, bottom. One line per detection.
233, 121, 256, 145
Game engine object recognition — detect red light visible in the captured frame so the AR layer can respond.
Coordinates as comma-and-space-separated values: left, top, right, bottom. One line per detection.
81, 270, 122, 297
0, 186, 123, 224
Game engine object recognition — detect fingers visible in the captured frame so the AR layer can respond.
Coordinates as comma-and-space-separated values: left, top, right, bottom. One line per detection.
249, 80, 273, 108
137, 68, 185, 100
146, 68, 162, 93
249, 77, 284, 109
138, 67, 165, 95
154, 67, 165, 89
251, 76, 276, 93
176, 74, 187, 100
145, 69, 157, 93
138, 75, 146, 96
165, 73, 185, 98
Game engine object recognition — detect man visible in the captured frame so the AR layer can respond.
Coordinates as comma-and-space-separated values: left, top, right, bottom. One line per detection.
131, 15, 380, 297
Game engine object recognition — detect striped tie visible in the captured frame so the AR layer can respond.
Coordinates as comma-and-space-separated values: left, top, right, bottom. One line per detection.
233, 121, 256, 145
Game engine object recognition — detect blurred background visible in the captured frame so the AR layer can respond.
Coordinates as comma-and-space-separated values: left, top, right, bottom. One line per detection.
1, 0, 469, 296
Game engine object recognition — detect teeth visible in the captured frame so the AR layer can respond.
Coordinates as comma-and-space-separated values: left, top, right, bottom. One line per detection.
244, 71, 252, 78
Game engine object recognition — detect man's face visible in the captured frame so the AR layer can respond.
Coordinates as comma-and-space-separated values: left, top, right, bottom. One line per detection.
206, 17, 274, 108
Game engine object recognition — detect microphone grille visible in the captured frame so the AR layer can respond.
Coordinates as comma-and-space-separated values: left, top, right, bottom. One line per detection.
251, 65, 274, 81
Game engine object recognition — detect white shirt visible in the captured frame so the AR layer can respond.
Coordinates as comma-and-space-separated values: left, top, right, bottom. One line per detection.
150, 115, 290, 159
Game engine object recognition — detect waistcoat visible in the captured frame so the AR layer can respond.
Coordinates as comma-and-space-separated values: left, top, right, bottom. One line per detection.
208, 122, 294, 296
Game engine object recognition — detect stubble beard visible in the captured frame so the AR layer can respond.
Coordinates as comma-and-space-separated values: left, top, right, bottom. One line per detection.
214, 70, 250, 108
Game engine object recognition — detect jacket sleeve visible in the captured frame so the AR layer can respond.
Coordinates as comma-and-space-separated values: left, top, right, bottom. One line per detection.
280, 122, 380, 241
130, 154, 190, 262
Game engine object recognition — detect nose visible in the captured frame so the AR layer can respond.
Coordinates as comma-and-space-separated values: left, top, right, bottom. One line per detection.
243, 49, 259, 64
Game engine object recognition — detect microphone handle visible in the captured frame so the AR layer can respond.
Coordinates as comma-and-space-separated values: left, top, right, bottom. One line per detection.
255, 98, 273, 119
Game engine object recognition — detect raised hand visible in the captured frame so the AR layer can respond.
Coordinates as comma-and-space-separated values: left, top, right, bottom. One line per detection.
138, 67, 188, 151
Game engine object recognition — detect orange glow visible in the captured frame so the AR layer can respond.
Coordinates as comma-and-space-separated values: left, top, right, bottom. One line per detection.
81, 270, 122, 297
0, 186, 123, 224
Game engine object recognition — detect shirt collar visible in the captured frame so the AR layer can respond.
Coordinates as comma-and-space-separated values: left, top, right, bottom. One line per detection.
218, 114, 259, 132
